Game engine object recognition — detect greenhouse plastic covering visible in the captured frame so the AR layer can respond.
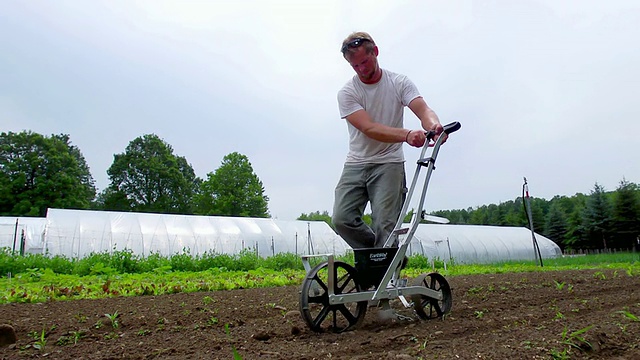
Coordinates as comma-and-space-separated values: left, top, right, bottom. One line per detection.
0, 216, 47, 254
43, 209, 349, 258
407, 224, 562, 264
0, 209, 562, 263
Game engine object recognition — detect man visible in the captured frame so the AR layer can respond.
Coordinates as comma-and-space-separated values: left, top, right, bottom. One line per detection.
332, 31, 445, 250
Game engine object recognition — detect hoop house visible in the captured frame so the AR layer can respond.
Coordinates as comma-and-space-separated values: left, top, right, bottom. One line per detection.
3, 209, 562, 264
407, 224, 561, 264
43, 208, 348, 258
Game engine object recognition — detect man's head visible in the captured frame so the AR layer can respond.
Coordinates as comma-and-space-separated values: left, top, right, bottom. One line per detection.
340, 32, 376, 58
341, 32, 381, 84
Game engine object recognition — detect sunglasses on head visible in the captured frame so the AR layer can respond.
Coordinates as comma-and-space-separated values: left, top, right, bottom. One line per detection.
341, 38, 372, 54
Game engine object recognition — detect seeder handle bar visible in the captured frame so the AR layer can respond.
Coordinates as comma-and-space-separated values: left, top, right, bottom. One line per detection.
383, 121, 461, 248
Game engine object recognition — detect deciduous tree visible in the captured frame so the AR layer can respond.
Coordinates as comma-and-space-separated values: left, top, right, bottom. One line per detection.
0, 131, 96, 216
195, 152, 269, 217
102, 134, 199, 214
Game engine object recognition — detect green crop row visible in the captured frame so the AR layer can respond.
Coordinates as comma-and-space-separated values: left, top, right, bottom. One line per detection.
0, 247, 318, 276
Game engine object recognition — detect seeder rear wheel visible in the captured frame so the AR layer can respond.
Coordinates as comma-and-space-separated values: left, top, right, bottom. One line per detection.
411, 272, 452, 320
299, 261, 367, 333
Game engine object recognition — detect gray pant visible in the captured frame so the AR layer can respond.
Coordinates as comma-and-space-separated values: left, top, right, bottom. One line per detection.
332, 162, 406, 249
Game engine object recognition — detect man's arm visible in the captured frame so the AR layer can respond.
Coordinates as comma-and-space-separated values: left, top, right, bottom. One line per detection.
408, 97, 441, 132
408, 97, 445, 144
345, 110, 411, 143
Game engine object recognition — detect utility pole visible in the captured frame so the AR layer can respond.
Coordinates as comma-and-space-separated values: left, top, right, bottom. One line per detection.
523, 177, 543, 267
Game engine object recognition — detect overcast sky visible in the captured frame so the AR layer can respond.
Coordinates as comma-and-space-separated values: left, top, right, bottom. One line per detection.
2, 0, 639, 220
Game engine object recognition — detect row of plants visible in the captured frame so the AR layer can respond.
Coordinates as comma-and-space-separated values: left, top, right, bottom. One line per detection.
0, 266, 304, 304
0, 246, 458, 277
0, 247, 308, 276
1, 248, 639, 304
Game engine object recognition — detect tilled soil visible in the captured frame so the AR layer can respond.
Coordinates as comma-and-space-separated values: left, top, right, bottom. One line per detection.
1, 268, 640, 359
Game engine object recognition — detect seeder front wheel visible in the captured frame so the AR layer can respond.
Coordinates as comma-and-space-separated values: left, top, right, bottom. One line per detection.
411, 272, 452, 320
299, 261, 367, 333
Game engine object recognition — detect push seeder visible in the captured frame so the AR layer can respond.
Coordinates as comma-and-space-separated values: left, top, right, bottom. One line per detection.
299, 121, 462, 332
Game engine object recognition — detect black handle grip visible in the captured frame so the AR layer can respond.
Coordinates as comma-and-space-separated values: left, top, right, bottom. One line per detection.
426, 121, 461, 141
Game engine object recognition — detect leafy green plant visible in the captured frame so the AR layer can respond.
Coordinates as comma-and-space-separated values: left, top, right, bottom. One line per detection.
104, 311, 119, 329
553, 280, 566, 290
32, 328, 47, 351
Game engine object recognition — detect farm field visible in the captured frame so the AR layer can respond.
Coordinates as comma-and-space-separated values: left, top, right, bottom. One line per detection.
1, 267, 640, 359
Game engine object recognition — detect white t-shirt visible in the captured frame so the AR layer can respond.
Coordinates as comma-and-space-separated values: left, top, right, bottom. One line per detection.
337, 69, 421, 164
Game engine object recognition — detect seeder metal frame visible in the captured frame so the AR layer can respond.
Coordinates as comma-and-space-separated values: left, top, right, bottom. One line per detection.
299, 121, 461, 333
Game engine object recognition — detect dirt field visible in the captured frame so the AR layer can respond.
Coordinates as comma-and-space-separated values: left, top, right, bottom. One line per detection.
1, 268, 639, 359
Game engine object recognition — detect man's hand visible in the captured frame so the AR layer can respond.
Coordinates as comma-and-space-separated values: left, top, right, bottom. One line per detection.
405, 123, 447, 147
405, 129, 427, 147
431, 123, 448, 146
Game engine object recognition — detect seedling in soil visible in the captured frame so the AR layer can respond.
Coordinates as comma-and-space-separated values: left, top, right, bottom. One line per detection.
553, 281, 565, 290
549, 348, 569, 360
593, 271, 606, 280
202, 296, 214, 305
555, 311, 565, 320
32, 328, 47, 352
75, 313, 87, 323
561, 325, 593, 351
207, 316, 219, 326
56, 330, 85, 346
617, 310, 639, 322
137, 329, 151, 336
224, 323, 242, 360
474, 310, 485, 318
71, 330, 85, 344
617, 322, 628, 334
467, 286, 483, 294
104, 311, 119, 329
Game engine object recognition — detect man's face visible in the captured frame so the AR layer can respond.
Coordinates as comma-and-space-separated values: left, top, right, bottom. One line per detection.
346, 46, 379, 83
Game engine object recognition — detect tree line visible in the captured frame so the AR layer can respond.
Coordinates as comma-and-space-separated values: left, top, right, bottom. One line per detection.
3, 131, 638, 252
0, 131, 270, 218
298, 181, 640, 251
